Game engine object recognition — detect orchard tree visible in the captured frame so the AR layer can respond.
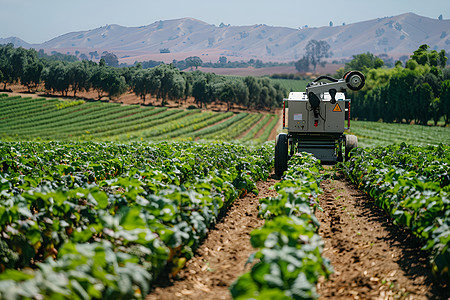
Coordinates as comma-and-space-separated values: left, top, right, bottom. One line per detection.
89, 51, 99, 60
90, 64, 109, 99
91, 66, 127, 100
232, 80, 249, 109
244, 76, 261, 109
101, 51, 119, 67
42, 61, 70, 96
22, 60, 44, 91
295, 56, 310, 73
67, 61, 92, 97
185, 56, 203, 70
305, 40, 331, 72
132, 69, 153, 103
218, 56, 227, 64
192, 77, 208, 108
258, 78, 277, 109
150, 64, 186, 105
0, 44, 15, 89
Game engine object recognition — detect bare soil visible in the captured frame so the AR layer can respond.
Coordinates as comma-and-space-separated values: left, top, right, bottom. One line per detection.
147, 172, 449, 300
316, 174, 449, 300
147, 178, 279, 300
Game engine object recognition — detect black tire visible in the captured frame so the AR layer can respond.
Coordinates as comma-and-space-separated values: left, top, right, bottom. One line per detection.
275, 133, 288, 176
344, 71, 365, 91
345, 134, 358, 161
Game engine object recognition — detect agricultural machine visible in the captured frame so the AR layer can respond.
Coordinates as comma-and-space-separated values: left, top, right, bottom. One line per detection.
275, 71, 365, 176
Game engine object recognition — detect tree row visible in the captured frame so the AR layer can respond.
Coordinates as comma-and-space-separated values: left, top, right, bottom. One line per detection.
338, 45, 450, 125
0, 44, 286, 110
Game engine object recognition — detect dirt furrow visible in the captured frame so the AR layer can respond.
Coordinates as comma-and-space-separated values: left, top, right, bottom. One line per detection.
316, 174, 449, 300
147, 177, 279, 300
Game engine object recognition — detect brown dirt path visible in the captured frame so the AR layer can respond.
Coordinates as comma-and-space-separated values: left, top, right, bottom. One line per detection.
147, 177, 279, 300
316, 174, 449, 300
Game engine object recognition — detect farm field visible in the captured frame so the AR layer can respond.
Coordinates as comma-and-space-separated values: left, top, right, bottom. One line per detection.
0, 94, 277, 143
223, 76, 309, 94
0, 141, 274, 299
0, 92, 449, 299
349, 120, 450, 147
269, 78, 309, 93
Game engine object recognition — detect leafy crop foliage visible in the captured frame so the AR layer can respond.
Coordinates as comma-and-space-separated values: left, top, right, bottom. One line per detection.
0, 141, 273, 299
231, 153, 331, 299
340, 143, 450, 281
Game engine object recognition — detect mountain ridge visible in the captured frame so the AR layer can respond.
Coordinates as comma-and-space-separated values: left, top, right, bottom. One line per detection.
1, 13, 449, 63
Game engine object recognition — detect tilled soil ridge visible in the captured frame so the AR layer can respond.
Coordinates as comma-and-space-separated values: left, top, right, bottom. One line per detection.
147, 178, 279, 300
316, 174, 449, 300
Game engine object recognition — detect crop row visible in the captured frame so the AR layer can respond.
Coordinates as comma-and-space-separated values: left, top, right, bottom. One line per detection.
256, 114, 279, 143
0, 96, 276, 143
184, 113, 248, 140
350, 120, 450, 147
157, 112, 234, 140
340, 143, 450, 280
0, 141, 274, 299
0, 101, 98, 129
231, 153, 331, 299
201, 113, 264, 141
3, 104, 140, 135
240, 114, 272, 142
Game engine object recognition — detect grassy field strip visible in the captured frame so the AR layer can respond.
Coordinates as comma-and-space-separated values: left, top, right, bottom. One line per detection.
201, 113, 263, 140
137, 111, 215, 141
186, 113, 247, 140
2, 105, 124, 138
3, 104, 140, 136
240, 114, 272, 142
351, 120, 449, 147
0, 98, 59, 114
0, 96, 37, 107
159, 111, 234, 140
0, 98, 61, 120
63, 108, 179, 140
44, 107, 161, 138
10, 105, 144, 135
1, 102, 103, 129
256, 114, 279, 142
0, 101, 99, 128
102, 110, 197, 140
0, 97, 50, 110
269, 78, 308, 92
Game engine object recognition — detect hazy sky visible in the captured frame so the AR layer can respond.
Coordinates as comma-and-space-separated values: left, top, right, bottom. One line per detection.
1, 0, 447, 44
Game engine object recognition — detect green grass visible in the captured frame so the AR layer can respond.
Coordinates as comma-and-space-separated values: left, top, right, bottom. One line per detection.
269, 78, 308, 92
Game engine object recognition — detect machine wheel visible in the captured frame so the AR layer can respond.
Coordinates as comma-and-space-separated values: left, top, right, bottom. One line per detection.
275, 133, 288, 176
345, 135, 358, 161
344, 71, 365, 91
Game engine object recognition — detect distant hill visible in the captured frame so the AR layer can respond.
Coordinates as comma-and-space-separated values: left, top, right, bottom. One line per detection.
1, 13, 449, 64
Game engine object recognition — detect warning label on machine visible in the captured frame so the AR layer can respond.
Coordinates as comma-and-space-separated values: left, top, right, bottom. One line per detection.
332, 103, 342, 112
